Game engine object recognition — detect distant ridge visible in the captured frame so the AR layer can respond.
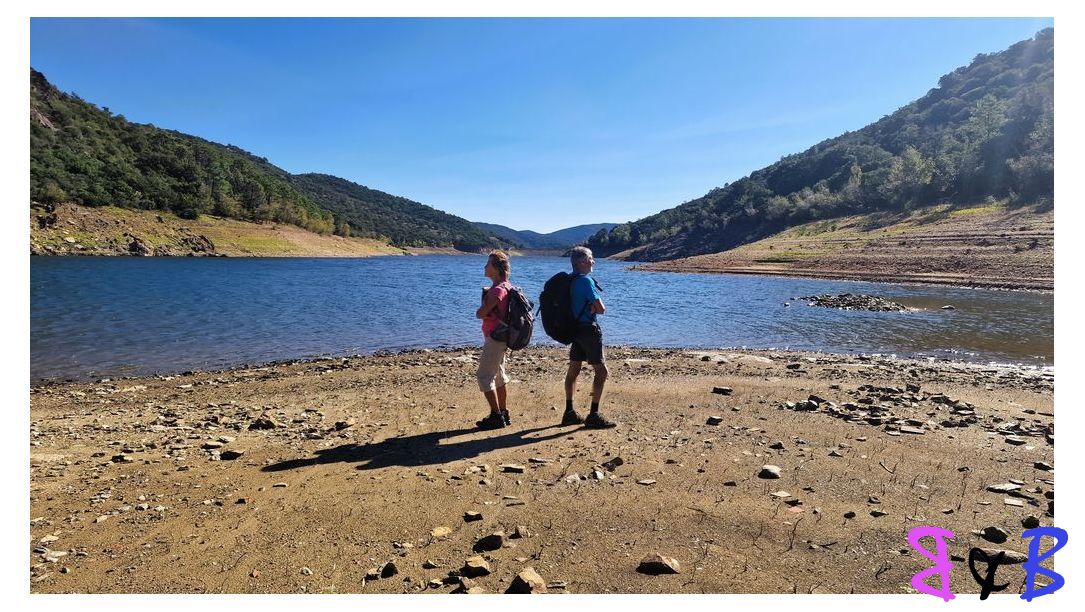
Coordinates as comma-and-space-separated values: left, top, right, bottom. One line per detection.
474, 222, 619, 250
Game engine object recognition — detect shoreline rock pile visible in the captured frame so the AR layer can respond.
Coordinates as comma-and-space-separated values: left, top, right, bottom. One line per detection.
796, 293, 909, 311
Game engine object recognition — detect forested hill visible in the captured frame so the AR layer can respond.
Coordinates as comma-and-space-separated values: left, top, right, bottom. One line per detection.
473, 222, 619, 249
290, 173, 501, 250
30, 69, 504, 251
587, 28, 1054, 261
30, 69, 336, 234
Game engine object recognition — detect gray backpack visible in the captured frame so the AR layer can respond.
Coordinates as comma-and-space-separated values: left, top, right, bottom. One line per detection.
490, 284, 535, 351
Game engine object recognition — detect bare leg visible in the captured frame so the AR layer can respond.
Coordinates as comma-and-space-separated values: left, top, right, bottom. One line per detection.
565, 361, 582, 400
496, 384, 507, 411
482, 389, 500, 414
591, 362, 609, 405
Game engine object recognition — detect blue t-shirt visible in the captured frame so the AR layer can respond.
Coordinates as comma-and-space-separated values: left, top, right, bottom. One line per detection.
570, 274, 601, 323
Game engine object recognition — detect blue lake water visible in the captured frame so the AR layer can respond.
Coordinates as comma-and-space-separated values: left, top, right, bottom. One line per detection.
30, 255, 1053, 381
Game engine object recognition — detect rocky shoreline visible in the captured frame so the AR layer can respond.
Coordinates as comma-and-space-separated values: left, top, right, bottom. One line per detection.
30, 346, 1054, 593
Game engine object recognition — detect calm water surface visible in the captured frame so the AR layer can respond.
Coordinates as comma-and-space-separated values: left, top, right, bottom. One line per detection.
30, 255, 1053, 380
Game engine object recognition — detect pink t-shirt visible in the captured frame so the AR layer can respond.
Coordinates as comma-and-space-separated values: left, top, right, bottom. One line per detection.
482, 282, 510, 337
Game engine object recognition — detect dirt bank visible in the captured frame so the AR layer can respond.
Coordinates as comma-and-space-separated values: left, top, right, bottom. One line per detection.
29, 346, 1054, 594
631, 203, 1053, 291
30, 203, 407, 258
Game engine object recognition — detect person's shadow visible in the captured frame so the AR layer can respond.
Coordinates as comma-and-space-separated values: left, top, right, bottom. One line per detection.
261, 424, 576, 473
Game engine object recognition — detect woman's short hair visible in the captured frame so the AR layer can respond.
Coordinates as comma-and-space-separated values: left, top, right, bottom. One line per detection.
569, 246, 593, 268
488, 250, 511, 279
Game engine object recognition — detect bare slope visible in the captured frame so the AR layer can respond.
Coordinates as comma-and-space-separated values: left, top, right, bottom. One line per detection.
632, 202, 1052, 290
31, 203, 406, 258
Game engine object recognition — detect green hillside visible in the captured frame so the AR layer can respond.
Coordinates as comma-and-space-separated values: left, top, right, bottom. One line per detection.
30, 70, 504, 251
30, 69, 336, 234
587, 28, 1054, 261
290, 173, 502, 250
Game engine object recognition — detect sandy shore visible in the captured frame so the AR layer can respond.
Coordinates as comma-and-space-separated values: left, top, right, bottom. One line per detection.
29, 347, 1054, 594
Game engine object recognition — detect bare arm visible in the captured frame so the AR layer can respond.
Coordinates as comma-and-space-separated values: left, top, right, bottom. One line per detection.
476, 289, 502, 319
591, 298, 605, 315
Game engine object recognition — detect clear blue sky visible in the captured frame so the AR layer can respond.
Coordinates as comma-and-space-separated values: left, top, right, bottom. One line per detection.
30, 17, 1052, 233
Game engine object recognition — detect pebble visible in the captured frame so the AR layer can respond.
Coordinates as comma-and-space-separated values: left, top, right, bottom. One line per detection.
706, 416, 724, 426
506, 567, 547, 593
431, 526, 452, 538
758, 465, 782, 479
980, 527, 1010, 543
500, 464, 527, 473
462, 555, 492, 577
637, 553, 681, 575
464, 511, 483, 522
219, 449, 245, 460
301, 567, 313, 576
473, 531, 505, 552
711, 387, 733, 396
1022, 516, 1041, 529
870, 510, 888, 517
637, 479, 657, 486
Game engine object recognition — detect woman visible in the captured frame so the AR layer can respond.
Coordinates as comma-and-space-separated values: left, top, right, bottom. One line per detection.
475, 251, 512, 429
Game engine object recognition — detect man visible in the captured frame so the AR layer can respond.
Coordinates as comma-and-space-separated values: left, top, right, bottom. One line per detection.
562, 246, 617, 429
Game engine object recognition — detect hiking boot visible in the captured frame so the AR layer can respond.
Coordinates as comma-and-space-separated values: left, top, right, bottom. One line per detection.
561, 408, 584, 426
500, 410, 511, 426
475, 413, 506, 430
584, 412, 617, 429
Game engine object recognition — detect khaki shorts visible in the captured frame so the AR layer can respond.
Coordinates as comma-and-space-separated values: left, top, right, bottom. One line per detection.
476, 336, 510, 392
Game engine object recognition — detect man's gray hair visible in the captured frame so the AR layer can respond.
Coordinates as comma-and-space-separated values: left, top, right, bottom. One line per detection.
569, 246, 593, 268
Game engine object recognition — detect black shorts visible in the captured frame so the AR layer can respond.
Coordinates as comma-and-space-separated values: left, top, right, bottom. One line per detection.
569, 322, 605, 365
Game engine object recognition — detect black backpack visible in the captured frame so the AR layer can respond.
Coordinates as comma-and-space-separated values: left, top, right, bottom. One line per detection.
490, 284, 535, 351
539, 272, 601, 345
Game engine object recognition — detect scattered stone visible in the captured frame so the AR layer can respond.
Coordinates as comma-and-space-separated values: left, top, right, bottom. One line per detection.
975, 549, 1028, 564
422, 560, 440, 569
334, 418, 355, 430
899, 426, 925, 435
473, 531, 505, 552
464, 511, 483, 522
1022, 516, 1041, 529
769, 441, 785, 450
601, 456, 624, 471
381, 560, 398, 578
844, 511, 856, 519
979, 527, 1010, 543
637, 479, 657, 486
431, 526, 452, 538
711, 387, 733, 396
758, 465, 782, 479
1005, 436, 1027, 446
1034, 461, 1053, 472
870, 510, 888, 517
301, 567, 313, 576
462, 555, 492, 578
500, 464, 526, 473
1004, 498, 1025, 508
511, 526, 531, 539
219, 449, 245, 460
248, 417, 278, 430
828, 450, 843, 457
506, 567, 547, 593
272, 482, 288, 488
986, 483, 1021, 494
706, 416, 724, 426
637, 553, 681, 575
771, 491, 791, 499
